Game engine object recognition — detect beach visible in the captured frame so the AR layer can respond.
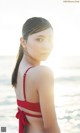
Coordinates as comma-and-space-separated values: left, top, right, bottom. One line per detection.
0, 56, 80, 133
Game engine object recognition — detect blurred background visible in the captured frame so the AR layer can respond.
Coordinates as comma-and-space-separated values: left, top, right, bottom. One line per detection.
0, 0, 80, 133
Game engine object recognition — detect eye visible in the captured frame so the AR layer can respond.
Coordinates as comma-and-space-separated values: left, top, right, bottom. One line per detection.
36, 38, 44, 42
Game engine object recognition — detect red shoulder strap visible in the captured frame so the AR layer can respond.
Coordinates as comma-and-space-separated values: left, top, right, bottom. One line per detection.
23, 67, 32, 101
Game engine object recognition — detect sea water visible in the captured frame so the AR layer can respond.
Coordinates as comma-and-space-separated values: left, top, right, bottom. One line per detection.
0, 56, 80, 133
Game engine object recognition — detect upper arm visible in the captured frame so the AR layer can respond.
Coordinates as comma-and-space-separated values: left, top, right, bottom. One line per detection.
38, 66, 60, 131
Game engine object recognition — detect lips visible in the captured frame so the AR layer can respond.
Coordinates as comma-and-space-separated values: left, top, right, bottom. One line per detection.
41, 52, 49, 55
41, 51, 49, 54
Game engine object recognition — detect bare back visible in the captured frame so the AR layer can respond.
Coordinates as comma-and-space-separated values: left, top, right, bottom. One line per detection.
15, 61, 45, 133
15, 59, 60, 133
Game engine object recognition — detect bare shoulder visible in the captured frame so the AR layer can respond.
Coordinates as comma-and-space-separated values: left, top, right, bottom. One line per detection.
31, 65, 54, 82
33, 66, 54, 89
36, 66, 60, 132
38, 65, 53, 75
27, 66, 60, 132
26, 65, 54, 90
27, 65, 53, 77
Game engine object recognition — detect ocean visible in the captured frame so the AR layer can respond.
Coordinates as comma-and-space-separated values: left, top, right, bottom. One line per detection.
0, 56, 80, 133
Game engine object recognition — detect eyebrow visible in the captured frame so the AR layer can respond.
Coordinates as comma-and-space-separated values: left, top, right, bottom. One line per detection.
36, 35, 53, 38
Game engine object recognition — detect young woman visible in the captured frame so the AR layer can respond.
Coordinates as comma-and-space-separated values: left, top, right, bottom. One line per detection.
11, 17, 61, 133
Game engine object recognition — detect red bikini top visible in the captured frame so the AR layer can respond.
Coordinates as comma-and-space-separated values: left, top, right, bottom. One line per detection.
16, 67, 42, 133
17, 66, 41, 113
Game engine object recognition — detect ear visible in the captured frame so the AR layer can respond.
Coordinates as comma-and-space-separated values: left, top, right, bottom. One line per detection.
20, 37, 26, 48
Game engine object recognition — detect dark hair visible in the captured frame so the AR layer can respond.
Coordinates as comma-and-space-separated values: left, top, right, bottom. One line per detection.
11, 17, 53, 88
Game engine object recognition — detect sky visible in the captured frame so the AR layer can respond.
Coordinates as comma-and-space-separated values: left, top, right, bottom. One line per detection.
0, 0, 80, 56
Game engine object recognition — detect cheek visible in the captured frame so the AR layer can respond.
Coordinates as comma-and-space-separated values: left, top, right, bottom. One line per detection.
27, 42, 41, 56
31, 40, 41, 50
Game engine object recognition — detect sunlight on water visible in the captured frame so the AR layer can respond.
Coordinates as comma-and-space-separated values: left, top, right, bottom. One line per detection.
0, 56, 80, 133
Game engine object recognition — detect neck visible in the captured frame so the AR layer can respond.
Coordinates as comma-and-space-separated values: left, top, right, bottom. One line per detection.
22, 54, 40, 66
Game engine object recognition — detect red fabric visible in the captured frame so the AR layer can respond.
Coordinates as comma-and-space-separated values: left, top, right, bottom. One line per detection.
23, 67, 32, 100
17, 99, 41, 112
16, 108, 42, 133
16, 67, 42, 133
16, 108, 29, 133
17, 66, 41, 112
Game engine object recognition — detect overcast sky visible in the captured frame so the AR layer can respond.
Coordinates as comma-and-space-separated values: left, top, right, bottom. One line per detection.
0, 0, 80, 56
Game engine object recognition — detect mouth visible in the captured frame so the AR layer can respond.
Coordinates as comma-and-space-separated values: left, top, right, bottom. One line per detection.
41, 52, 50, 56
41, 52, 49, 54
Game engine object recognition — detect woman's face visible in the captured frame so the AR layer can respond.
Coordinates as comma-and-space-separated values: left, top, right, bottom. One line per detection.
23, 28, 53, 61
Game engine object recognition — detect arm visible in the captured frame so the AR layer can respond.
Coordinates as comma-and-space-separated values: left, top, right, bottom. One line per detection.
38, 66, 61, 133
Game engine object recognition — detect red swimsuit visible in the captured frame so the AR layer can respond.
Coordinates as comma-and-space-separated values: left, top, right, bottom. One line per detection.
16, 67, 42, 133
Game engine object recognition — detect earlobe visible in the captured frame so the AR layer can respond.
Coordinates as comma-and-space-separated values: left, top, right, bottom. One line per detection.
20, 37, 26, 48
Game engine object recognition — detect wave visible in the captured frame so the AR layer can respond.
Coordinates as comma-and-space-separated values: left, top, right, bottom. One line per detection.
55, 76, 80, 81
0, 75, 11, 86
62, 66, 80, 69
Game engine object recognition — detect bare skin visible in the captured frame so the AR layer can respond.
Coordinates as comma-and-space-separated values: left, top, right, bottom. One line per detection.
15, 28, 61, 133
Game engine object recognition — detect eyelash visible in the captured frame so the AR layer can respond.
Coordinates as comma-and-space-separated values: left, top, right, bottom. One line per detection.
36, 38, 53, 43
36, 38, 44, 42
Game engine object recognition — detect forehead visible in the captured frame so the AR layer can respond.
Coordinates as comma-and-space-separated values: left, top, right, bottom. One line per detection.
29, 28, 53, 38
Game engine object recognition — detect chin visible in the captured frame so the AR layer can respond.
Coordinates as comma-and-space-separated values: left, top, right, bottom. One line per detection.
41, 57, 49, 61
36, 55, 49, 61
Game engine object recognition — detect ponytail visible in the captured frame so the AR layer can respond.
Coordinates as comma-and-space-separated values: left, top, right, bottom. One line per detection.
11, 45, 23, 88
11, 17, 53, 88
